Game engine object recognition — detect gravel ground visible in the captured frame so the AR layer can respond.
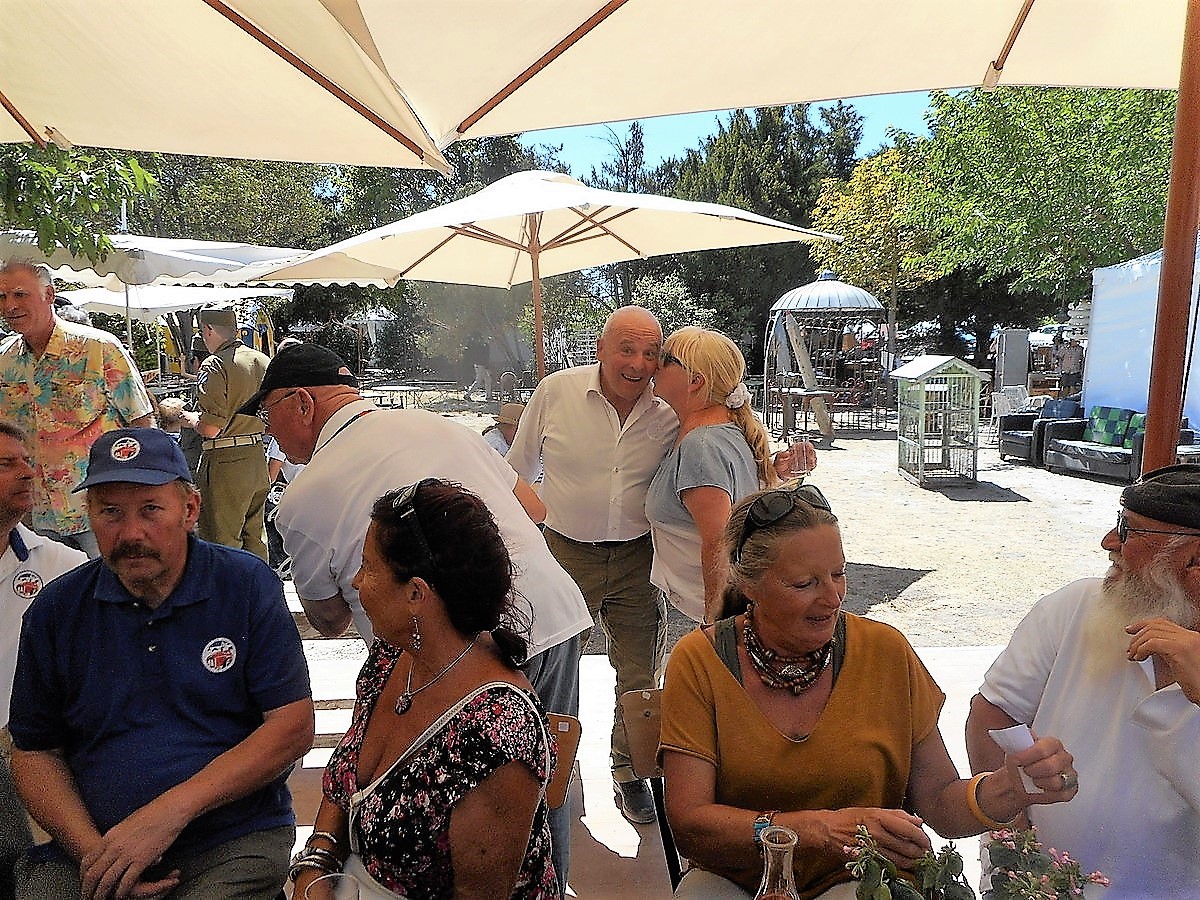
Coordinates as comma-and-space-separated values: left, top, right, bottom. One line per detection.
447, 405, 1125, 651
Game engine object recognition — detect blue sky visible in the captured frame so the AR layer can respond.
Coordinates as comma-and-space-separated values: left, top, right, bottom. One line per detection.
519, 91, 932, 178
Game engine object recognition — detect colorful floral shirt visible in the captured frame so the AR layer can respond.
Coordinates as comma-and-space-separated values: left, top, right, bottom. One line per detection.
0, 319, 153, 534
324, 640, 558, 899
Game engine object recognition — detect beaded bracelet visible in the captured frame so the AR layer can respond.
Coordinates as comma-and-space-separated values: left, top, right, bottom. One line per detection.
966, 771, 1018, 831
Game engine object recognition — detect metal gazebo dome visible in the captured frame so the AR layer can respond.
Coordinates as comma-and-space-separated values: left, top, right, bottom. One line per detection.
770, 270, 885, 314
763, 272, 888, 437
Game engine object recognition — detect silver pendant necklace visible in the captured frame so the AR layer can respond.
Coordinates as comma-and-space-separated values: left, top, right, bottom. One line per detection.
394, 639, 475, 715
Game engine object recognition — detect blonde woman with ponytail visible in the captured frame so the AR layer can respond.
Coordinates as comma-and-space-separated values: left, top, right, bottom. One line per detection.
646, 326, 813, 624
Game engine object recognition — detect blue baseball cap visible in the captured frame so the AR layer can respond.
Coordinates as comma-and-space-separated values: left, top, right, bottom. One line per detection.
73, 428, 194, 492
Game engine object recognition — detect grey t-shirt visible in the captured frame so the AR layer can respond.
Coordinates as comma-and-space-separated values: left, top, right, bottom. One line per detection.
646, 423, 759, 621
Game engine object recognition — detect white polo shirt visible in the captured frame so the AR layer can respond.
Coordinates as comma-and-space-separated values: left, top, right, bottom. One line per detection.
506, 364, 678, 542
275, 402, 590, 657
980, 578, 1200, 897
2, 524, 86, 726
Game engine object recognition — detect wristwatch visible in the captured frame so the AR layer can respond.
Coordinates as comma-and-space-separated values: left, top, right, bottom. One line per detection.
753, 810, 778, 846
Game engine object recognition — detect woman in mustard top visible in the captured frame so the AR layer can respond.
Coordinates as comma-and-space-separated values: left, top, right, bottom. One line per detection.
660, 484, 1078, 899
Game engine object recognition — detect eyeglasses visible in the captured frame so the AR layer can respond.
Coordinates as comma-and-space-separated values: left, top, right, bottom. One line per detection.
256, 390, 299, 427
1114, 511, 1200, 544
660, 350, 686, 369
734, 483, 833, 561
391, 479, 436, 569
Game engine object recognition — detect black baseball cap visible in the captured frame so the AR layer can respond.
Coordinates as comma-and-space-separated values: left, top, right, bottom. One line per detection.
237, 343, 358, 416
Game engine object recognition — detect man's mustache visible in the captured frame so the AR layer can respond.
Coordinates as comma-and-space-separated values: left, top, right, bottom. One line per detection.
109, 543, 161, 563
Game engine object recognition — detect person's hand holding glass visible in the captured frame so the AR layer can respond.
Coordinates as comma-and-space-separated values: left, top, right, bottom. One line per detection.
774, 435, 817, 482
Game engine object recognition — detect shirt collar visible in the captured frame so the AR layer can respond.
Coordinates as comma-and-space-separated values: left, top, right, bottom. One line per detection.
8, 527, 29, 562
312, 397, 376, 457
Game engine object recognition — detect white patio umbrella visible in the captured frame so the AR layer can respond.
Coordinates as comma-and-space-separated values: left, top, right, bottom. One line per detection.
57, 285, 293, 323
353, 0, 1189, 146
345, 0, 1199, 469
252, 169, 838, 378
0, 230, 304, 290
1, 229, 304, 345
0, 0, 449, 173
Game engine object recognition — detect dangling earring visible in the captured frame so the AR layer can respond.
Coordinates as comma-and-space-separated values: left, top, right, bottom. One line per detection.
410, 615, 422, 653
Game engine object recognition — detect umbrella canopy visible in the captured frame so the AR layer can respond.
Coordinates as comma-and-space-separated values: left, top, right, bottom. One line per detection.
355, 0, 1188, 145
58, 285, 292, 323
0, 230, 304, 289
0, 0, 449, 172
253, 169, 838, 377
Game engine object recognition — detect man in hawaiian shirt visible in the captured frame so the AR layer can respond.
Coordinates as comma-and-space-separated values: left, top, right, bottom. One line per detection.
0, 262, 153, 558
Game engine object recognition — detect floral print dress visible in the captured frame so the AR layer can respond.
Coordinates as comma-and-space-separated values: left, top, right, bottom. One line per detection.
324, 640, 559, 899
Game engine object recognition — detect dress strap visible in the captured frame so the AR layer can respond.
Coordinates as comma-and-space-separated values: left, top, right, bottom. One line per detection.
713, 615, 742, 685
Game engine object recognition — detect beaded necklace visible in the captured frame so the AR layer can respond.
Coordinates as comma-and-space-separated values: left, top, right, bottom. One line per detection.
742, 604, 835, 695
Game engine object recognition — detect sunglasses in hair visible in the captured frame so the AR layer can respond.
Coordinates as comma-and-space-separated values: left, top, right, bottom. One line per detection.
1114, 510, 1200, 544
734, 483, 833, 561
391, 479, 437, 568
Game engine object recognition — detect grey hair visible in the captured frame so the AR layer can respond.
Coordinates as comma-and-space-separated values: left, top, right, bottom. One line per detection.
0, 261, 52, 288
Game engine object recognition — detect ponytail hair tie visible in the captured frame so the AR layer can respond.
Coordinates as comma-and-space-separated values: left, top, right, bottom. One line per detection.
725, 383, 751, 409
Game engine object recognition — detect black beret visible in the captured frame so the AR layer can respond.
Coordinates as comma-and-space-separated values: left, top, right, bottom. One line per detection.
1122, 464, 1200, 531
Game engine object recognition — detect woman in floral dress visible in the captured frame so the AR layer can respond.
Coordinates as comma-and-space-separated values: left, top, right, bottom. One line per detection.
291, 479, 558, 899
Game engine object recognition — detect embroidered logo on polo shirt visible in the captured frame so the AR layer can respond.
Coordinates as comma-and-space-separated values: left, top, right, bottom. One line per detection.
110, 436, 141, 462
12, 570, 42, 600
201, 637, 237, 673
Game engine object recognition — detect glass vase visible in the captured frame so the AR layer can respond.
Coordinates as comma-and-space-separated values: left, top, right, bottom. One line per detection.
753, 824, 801, 900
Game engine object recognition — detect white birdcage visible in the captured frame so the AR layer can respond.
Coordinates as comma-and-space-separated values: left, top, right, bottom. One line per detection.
890, 355, 986, 486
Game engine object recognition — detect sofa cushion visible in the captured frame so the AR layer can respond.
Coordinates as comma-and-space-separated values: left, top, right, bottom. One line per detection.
1123, 413, 1147, 450
1082, 406, 1134, 447
1048, 439, 1133, 465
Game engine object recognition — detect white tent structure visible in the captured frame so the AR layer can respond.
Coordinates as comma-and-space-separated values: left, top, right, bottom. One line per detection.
1087, 248, 1200, 426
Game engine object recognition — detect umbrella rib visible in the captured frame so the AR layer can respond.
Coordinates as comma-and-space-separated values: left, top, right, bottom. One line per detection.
543, 207, 642, 256
0, 89, 47, 147
455, 0, 631, 136
396, 225, 527, 279
201, 0, 436, 163
983, 0, 1036, 87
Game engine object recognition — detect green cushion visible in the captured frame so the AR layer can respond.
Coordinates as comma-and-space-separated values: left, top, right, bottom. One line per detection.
1123, 413, 1147, 449
1083, 406, 1134, 447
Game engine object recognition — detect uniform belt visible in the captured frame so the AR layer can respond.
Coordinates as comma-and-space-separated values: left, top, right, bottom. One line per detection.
201, 433, 263, 451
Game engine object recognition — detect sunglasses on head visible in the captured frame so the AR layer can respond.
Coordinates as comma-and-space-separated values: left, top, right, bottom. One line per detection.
390, 479, 437, 570
734, 483, 833, 561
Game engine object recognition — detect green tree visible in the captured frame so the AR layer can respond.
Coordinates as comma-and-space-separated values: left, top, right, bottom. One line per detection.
904, 268, 1054, 365
810, 145, 935, 363
664, 105, 859, 370
123, 155, 331, 248
917, 87, 1175, 304
1, 144, 155, 260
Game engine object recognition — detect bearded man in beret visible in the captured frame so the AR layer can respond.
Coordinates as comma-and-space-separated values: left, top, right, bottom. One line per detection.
966, 464, 1200, 896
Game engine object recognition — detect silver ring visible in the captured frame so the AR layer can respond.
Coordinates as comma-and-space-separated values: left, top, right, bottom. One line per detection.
1059, 771, 1078, 791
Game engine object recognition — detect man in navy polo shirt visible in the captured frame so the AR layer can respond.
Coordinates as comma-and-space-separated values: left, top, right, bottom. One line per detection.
8, 428, 314, 900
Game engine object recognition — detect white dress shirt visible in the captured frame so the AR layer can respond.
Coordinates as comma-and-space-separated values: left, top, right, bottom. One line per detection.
507, 363, 678, 543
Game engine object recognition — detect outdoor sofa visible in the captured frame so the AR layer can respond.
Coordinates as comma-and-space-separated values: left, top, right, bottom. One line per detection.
1042, 405, 1193, 481
997, 398, 1083, 466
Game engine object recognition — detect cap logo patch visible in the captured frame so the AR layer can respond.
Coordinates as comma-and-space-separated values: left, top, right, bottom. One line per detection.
12, 570, 42, 600
201, 637, 237, 673
110, 436, 141, 462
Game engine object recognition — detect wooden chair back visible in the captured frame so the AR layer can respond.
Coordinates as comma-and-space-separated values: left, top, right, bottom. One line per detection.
545, 713, 581, 811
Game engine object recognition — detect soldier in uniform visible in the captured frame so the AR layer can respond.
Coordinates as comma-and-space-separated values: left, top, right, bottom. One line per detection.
194, 307, 270, 560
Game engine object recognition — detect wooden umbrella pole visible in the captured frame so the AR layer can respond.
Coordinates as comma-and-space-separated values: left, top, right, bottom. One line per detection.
529, 213, 546, 380
1144, 0, 1200, 473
